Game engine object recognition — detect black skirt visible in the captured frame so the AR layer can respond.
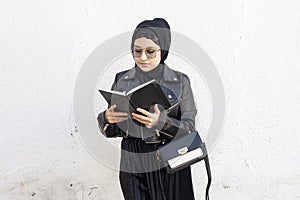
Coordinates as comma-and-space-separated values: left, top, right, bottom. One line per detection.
119, 138, 195, 200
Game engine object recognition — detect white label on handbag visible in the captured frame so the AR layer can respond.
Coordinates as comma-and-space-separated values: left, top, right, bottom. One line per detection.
168, 148, 203, 169
178, 147, 188, 155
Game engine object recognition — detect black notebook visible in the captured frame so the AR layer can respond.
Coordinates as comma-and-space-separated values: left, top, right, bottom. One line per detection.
99, 79, 172, 113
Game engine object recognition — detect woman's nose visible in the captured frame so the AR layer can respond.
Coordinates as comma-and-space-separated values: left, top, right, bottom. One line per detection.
140, 51, 147, 60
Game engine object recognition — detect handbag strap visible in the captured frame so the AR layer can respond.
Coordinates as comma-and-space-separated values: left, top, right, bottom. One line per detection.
204, 155, 211, 200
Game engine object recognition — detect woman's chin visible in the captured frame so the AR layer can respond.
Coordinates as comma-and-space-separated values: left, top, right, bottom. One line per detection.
137, 65, 153, 72
137, 64, 158, 72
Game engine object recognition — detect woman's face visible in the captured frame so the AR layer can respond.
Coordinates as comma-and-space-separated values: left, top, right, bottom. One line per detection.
133, 37, 161, 72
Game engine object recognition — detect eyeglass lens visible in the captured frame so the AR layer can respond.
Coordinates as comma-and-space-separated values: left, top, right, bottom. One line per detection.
133, 49, 159, 58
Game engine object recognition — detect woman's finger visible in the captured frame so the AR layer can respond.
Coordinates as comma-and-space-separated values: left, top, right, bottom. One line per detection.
109, 116, 128, 123
132, 113, 153, 126
113, 117, 128, 123
136, 108, 150, 117
132, 113, 151, 122
132, 117, 150, 125
113, 112, 128, 117
108, 104, 117, 112
153, 104, 160, 114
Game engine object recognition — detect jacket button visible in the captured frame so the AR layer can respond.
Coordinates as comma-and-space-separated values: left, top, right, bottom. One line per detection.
173, 77, 177, 81
168, 95, 172, 99
124, 76, 128, 79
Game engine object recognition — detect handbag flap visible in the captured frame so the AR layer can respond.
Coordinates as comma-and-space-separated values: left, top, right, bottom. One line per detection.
158, 131, 203, 161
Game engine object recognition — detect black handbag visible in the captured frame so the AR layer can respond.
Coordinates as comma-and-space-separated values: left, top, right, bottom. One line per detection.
156, 130, 212, 200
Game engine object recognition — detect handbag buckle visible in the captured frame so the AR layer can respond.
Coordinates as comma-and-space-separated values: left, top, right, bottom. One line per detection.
178, 147, 188, 155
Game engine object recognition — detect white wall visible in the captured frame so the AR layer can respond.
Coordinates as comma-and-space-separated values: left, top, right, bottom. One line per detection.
0, 0, 299, 199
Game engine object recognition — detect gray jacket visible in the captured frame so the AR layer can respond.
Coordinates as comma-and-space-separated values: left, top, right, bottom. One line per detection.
97, 64, 197, 142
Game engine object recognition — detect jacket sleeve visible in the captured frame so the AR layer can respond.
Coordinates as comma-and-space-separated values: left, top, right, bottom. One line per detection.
155, 75, 197, 138
97, 73, 128, 138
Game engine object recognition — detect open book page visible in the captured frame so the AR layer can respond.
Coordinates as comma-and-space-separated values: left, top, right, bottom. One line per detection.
128, 81, 171, 111
99, 89, 126, 96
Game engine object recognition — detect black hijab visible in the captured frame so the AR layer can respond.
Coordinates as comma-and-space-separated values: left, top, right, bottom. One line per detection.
131, 18, 171, 64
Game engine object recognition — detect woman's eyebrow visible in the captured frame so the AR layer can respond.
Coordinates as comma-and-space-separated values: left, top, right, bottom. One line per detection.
133, 45, 157, 49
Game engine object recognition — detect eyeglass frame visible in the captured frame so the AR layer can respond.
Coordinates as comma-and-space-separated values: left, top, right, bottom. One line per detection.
131, 48, 161, 59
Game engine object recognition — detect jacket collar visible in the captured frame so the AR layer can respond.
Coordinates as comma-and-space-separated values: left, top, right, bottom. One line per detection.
122, 64, 179, 82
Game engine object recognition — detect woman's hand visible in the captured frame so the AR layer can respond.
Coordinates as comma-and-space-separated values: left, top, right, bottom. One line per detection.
105, 105, 128, 123
132, 104, 160, 129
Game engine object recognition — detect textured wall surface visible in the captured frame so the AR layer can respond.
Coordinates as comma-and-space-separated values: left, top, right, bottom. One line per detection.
0, 0, 299, 199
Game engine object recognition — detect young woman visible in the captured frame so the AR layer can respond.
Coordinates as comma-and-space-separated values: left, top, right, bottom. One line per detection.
97, 18, 197, 200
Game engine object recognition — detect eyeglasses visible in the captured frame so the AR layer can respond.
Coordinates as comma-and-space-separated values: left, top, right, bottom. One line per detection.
132, 48, 160, 59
